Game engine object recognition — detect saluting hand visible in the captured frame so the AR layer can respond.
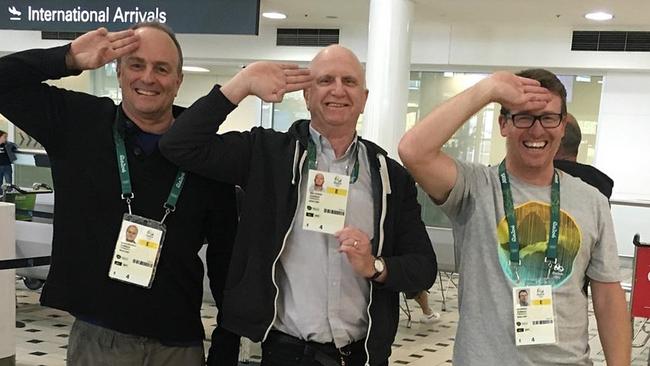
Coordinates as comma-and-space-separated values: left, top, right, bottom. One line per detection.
485, 71, 552, 112
221, 62, 313, 105
65, 27, 140, 71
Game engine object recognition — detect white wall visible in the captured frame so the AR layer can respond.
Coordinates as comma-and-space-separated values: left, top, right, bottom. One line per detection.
595, 72, 650, 202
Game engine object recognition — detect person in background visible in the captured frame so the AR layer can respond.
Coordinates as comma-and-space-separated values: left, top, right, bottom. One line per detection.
0, 129, 18, 194
553, 113, 614, 199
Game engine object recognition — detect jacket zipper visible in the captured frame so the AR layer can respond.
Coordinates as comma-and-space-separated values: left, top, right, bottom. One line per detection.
262, 144, 307, 342
363, 153, 390, 366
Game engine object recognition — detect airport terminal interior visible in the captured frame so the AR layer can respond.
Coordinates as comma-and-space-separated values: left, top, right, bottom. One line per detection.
3, 0, 650, 365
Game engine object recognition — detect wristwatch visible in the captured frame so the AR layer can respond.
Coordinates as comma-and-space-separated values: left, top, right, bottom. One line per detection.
369, 257, 385, 280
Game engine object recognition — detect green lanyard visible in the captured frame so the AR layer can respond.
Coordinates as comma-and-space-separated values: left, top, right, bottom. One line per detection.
307, 137, 360, 183
498, 160, 560, 282
112, 110, 186, 224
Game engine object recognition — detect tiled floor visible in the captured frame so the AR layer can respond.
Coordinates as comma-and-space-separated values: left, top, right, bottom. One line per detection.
12, 269, 650, 365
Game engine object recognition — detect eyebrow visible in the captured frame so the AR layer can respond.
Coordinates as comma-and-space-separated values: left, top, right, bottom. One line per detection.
124, 56, 173, 69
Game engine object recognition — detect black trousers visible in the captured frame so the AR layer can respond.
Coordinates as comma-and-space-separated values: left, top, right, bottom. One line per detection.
261, 331, 386, 366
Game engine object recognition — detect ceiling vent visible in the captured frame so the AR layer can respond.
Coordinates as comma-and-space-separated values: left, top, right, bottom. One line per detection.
276, 28, 339, 47
572, 31, 650, 52
41, 31, 85, 40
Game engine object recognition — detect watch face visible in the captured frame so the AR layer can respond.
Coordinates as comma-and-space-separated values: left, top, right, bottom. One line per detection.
374, 258, 385, 272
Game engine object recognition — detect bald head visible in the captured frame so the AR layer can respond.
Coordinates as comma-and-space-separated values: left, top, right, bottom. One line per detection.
310, 45, 366, 88
555, 113, 581, 161
304, 44, 369, 134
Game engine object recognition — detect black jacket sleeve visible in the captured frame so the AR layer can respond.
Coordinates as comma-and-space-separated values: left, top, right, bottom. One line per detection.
0, 44, 82, 151
159, 85, 255, 187
204, 184, 238, 307
380, 168, 437, 293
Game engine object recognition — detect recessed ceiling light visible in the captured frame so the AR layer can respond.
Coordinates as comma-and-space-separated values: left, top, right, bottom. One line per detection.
585, 12, 613, 21
182, 66, 210, 73
263, 12, 287, 20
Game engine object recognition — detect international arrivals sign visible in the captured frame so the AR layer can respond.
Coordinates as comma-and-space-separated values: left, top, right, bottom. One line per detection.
0, 0, 260, 34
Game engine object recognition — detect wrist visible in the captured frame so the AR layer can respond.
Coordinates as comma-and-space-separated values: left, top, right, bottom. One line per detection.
368, 256, 385, 280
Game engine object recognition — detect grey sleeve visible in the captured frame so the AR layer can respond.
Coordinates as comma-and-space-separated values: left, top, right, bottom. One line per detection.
586, 195, 622, 283
437, 159, 480, 220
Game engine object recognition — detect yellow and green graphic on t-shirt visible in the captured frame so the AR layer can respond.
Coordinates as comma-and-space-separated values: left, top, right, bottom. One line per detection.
497, 200, 581, 287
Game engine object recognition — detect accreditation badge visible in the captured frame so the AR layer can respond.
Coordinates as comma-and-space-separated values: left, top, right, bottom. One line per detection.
302, 169, 350, 234
108, 214, 166, 288
513, 285, 557, 346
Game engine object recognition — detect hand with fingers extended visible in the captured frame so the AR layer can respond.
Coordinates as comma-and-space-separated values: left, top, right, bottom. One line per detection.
484, 71, 553, 112
221, 62, 312, 105
335, 226, 378, 279
65, 27, 140, 71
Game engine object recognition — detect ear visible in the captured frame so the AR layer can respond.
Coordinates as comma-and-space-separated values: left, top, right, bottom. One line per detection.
303, 88, 311, 110
498, 115, 508, 137
360, 89, 369, 113
174, 72, 184, 97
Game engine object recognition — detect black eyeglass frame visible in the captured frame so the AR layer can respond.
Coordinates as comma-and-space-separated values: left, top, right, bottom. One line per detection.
505, 113, 565, 129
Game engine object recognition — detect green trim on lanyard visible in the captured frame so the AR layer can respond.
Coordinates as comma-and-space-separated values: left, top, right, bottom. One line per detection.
498, 160, 560, 278
112, 108, 186, 223
307, 137, 360, 183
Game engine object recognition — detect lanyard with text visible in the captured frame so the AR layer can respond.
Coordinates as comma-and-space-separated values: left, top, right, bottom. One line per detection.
498, 160, 560, 283
112, 117, 186, 224
307, 137, 360, 184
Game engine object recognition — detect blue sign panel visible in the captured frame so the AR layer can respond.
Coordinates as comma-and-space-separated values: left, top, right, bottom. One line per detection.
0, 0, 260, 34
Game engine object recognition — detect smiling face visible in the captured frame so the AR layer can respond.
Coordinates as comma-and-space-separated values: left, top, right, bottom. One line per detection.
304, 45, 368, 135
117, 26, 183, 129
499, 94, 566, 182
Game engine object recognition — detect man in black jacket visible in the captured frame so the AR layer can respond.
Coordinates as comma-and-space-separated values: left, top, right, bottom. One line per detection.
0, 23, 239, 365
160, 45, 437, 366
553, 113, 614, 199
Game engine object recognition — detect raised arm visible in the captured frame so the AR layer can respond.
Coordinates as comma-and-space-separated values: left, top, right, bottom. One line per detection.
398, 72, 551, 203
0, 27, 139, 149
159, 62, 311, 185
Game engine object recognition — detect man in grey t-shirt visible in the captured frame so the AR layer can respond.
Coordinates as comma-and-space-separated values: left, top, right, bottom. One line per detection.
399, 69, 630, 365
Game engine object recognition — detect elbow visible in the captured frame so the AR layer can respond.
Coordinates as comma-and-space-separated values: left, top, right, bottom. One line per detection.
398, 136, 418, 169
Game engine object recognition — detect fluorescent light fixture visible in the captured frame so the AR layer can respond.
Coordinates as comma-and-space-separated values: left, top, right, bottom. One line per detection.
407, 102, 419, 108
182, 66, 210, 73
443, 72, 454, 78
576, 75, 592, 82
585, 12, 613, 21
263, 12, 287, 19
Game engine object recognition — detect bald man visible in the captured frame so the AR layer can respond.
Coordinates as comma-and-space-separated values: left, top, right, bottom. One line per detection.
160, 45, 437, 366
554, 113, 614, 199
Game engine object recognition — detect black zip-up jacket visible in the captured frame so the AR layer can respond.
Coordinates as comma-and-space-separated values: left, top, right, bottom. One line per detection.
0, 45, 238, 344
160, 86, 437, 364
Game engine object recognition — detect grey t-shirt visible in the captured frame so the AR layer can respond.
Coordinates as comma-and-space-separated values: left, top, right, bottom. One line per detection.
439, 160, 620, 366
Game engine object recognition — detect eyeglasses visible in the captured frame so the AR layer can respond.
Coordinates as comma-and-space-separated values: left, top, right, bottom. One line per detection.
507, 113, 564, 129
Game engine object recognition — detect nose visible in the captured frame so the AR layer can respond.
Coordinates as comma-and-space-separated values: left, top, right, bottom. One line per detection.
330, 79, 345, 96
140, 66, 155, 84
527, 118, 546, 136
